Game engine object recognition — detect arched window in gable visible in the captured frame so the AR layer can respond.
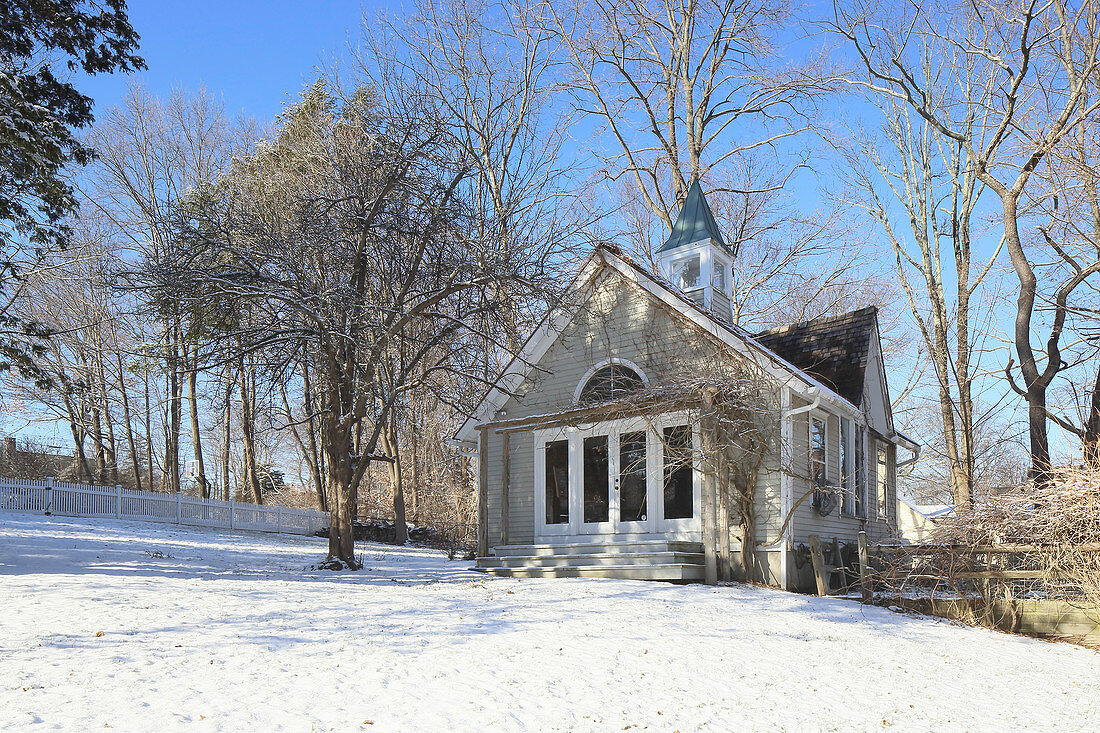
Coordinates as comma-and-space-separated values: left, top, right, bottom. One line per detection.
576, 362, 646, 404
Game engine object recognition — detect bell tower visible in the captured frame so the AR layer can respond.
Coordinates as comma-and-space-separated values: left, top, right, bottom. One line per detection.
656, 179, 735, 321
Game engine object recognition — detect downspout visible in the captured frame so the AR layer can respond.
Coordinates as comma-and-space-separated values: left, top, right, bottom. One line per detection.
774, 387, 821, 590
895, 441, 921, 471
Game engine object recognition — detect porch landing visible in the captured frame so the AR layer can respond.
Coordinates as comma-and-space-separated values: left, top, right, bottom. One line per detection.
474, 540, 705, 581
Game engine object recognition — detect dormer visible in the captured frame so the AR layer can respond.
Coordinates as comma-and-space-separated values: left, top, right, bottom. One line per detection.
656, 179, 735, 321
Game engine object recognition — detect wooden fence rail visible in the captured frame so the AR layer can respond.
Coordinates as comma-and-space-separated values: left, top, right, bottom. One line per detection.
0, 477, 328, 537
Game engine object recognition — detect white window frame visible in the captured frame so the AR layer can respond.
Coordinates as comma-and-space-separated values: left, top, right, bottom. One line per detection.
532, 411, 700, 542
840, 417, 856, 516
877, 442, 889, 519
810, 415, 828, 487
572, 358, 649, 404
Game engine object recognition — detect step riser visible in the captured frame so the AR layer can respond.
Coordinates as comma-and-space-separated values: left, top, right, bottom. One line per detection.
477, 552, 704, 569
492, 541, 703, 557
475, 564, 705, 581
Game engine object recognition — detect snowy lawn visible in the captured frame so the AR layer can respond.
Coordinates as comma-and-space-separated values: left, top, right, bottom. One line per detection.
1, 515, 1098, 732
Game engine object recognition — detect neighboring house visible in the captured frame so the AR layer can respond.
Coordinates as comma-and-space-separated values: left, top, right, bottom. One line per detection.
0, 436, 74, 480
897, 498, 955, 543
453, 181, 918, 590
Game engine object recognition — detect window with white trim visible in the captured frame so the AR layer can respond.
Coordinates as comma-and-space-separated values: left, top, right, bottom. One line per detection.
840, 418, 854, 515
810, 417, 827, 486
877, 443, 889, 518
673, 256, 701, 290
577, 363, 645, 404
854, 425, 866, 517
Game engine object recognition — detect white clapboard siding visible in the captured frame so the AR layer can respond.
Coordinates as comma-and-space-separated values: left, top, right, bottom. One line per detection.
0, 477, 328, 536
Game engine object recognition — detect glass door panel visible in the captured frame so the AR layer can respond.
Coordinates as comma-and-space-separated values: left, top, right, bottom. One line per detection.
618, 431, 648, 524
544, 439, 570, 526
582, 435, 610, 525
662, 425, 694, 520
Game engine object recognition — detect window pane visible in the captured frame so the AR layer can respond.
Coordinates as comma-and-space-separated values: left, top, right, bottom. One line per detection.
545, 440, 569, 525
663, 425, 693, 519
583, 435, 610, 523
841, 419, 852, 515
712, 262, 727, 290
811, 418, 827, 486
578, 364, 645, 404
675, 256, 701, 289
619, 431, 647, 522
855, 426, 866, 517
877, 444, 889, 517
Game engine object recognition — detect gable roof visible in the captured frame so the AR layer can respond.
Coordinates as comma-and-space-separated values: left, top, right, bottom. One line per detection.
453, 246, 865, 445
754, 307, 878, 406
659, 179, 730, 253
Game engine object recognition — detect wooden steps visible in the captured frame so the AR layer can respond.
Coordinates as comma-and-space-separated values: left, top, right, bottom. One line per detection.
475, 540, 705, 582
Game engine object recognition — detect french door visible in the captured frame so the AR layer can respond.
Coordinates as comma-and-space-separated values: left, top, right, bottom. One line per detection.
534, 414, 699, 540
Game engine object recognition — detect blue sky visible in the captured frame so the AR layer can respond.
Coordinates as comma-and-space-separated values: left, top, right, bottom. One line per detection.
79, 1, 392, 124
46, 0, 1078, 468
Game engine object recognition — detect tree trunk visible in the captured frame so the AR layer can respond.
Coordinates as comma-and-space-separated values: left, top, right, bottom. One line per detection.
187, 344, 208, 498
322, 413, 359, 568
238, 354, 263, 504
999, 193, 1053, 487
222, 376, 232, 501
95, 351, 119, 483
1085, 364, 1100, 468
116, 352, 142, 492
302, 360, 327, 512
382, 420, 408, 545
144, 370, 155, 492
166, 329, 182, 494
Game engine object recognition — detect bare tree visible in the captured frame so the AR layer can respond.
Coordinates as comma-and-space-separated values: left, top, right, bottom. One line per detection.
838, 52, 1007, 507
544, 0, 827, 227
835, 0, 1100, 486
167, 75, 556, 568
83, 85, 238, 495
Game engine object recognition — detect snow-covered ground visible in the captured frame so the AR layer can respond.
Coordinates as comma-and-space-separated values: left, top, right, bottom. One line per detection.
1, 514, 1098, 732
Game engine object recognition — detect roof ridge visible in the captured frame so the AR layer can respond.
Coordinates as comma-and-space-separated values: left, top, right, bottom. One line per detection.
757, 305, 878, 337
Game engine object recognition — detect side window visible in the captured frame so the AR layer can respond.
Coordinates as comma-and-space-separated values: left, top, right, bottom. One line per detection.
854, 425, 866, 517
673, 256, 701, 290
877, 443, 889, 518
840, 418, 853, 515
810, 417, 827, 486
712, 260, 728, 291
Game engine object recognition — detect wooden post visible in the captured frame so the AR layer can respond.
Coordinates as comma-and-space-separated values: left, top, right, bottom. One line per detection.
857, 531, 872, 603
176, 490, 182, 524
45, 477, 54, 515
500, 431, 510, 546
115, 485, 122, 519
808, 534, 829, 596
700, 392, 719, 585
277, 505, 283, 533
716, 453, 732, 581
229, 497, 236, 530
477, 427, 489, 558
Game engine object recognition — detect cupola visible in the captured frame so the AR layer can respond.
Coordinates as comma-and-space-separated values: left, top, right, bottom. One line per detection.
656, 179, 735, 321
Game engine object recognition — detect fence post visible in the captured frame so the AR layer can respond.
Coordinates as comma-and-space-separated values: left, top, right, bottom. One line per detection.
45, 477, 54, 515
115, 485, 122, 519
858, 531, 872, 604
176, 491, 182, 525
229, 497, 235, 530
277, 505, 283, 533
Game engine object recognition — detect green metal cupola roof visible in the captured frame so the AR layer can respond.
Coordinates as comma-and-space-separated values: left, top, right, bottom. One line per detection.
659, 178, 730, 253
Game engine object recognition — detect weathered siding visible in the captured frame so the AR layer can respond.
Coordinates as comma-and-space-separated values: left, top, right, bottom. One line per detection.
482, 269, 784, 551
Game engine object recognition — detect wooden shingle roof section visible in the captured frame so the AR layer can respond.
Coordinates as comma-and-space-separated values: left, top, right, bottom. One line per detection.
754, 306, 878, 406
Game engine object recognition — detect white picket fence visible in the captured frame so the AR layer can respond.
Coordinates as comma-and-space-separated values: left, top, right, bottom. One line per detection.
0, 477, 328, 536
